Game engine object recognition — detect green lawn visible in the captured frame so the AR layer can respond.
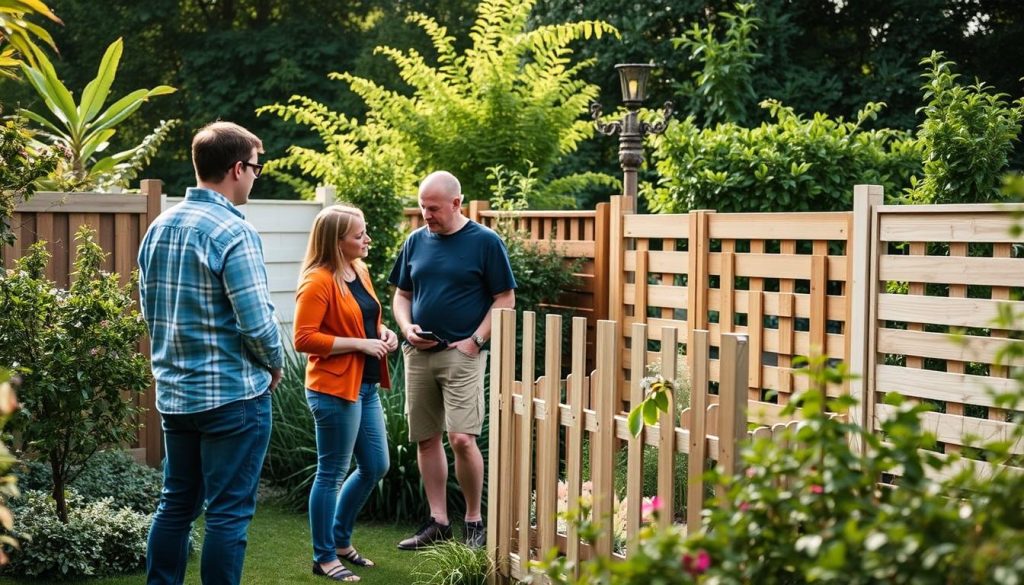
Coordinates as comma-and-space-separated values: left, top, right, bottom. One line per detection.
1, 505, 422, 584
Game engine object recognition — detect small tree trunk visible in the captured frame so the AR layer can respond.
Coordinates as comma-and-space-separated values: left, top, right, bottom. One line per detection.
50, 455, 69, 524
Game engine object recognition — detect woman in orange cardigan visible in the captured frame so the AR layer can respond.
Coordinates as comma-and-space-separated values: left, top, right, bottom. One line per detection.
294, 205, 398, 582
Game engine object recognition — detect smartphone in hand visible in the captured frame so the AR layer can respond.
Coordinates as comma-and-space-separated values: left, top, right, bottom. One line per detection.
418, 330, 444, 343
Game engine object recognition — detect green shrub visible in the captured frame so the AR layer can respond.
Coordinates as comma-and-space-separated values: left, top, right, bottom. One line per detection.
14, 450, 162, 515
411, 540, 494, 585
0, 227, 151, 523
648, 100, 922, 213
544, 354, 1024, 584
0, 369, 21, 566
905, 52, 1024, 204
0, 112, 58, 250
2, 490, 151, 580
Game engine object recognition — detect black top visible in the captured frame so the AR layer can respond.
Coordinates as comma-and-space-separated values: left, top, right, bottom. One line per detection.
347, 275, 380, 385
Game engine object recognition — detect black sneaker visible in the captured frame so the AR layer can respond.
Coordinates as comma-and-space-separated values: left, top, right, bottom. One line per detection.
397, 517, 453, 550
464, 520, 485, 549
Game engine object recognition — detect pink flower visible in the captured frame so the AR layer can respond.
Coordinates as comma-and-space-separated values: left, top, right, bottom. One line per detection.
642, 496, 663, 520
746, 467, 757, 478
738, 501, 750, 512
682, 550, 711, 575
90, 348, 100, 356
810, 484, 824, 494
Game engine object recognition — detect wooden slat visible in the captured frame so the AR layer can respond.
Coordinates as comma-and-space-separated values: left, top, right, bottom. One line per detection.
592, 320, 617, 555
874, 364, 1015, 408
536, 314, 562, 562
875, 403, 1024, 454
877, 294, 1024, 329
657, 327, 678, 530
623, 214, 690, 238
15, 192, 150, 213
708, 253, 849, 281
876, 328, 1006, 364
517, 312, 536, 575
878, 211, 1024, 243
687, 330, 709, 529
716, 334, 748, 501
626, 323, 647, 553
707, 212, 851, 240
565, 317, 588, 579
879, 255, 1022, 287
624, 249, 687, 273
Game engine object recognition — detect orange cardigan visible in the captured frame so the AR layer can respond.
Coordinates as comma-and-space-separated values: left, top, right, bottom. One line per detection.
293, 266, 391, 400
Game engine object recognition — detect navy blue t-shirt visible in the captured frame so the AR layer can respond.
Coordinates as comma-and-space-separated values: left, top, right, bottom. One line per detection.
388, 220, 516, 343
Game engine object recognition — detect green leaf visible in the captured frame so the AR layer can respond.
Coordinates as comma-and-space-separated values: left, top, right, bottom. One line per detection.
627, 406, 643, 437
79, 38, 123, 123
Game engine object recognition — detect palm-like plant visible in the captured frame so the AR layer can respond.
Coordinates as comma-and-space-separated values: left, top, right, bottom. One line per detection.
0, 0, 60, 78
18, 37, 177, 191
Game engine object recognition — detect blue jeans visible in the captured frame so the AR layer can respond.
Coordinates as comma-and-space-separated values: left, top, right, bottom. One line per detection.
306, 383, 389, 563
147, 392, 272, 585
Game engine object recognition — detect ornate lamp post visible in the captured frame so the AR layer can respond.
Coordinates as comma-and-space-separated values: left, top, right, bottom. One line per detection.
589, 63, 673, 212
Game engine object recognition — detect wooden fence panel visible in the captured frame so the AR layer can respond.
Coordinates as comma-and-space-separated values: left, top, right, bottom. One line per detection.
869, 203, 1024, 467
611, 198, 853, 411
489, 309, 761, 584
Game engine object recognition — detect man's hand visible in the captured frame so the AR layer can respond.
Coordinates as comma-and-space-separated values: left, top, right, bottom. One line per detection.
269, 367, 283, 392
450, 338, 480, 357
404, 325, 440, 350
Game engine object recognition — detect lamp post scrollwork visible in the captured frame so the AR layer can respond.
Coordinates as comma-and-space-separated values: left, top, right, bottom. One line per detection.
589, 63, 673, 211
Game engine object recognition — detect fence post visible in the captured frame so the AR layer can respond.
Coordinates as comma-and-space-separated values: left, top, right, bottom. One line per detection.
593, 202, 610, 323
517, 311, 537, 577
535, 314, 563, 571
140, 179, 164, 468
315, 185, 336, 208
487, 307, 516, 585
468, 199, 489, 223
657, 326, 678, 530
686, 329, 710, 529
626, 322, 647, 553
848, 185, 884, 452
716, 333, 748, 504
686, 210, 714, 382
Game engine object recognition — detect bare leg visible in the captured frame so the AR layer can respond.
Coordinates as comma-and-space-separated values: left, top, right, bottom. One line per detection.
448, 432, 483, 522
417, 434, 449, 525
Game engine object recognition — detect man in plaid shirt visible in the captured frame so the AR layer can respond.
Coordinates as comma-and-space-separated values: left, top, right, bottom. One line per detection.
138, 121, 283, 585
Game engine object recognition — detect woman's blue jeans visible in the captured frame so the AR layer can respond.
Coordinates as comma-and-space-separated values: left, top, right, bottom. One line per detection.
306, 383, 390, 563
147, 391, 272, 585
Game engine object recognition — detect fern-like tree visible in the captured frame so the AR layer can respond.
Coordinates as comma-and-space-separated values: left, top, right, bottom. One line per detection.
262, 0, 619, 208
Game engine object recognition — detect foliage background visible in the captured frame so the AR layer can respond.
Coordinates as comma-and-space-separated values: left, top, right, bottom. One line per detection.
1, 0, 1019, 200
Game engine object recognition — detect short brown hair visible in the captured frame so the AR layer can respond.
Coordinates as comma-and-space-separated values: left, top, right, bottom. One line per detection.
191, 121, 263, 182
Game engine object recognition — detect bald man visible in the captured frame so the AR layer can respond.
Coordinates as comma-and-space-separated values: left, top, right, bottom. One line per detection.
388, 171, 516, 550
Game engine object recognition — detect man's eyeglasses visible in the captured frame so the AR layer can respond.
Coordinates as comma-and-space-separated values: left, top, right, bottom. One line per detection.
236, 160, 263, 178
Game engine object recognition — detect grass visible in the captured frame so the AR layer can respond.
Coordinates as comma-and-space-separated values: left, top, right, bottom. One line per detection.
1, 503, 424, 584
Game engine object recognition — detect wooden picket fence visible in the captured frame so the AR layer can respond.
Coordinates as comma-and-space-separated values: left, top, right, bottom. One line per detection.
484, 308, 807, 584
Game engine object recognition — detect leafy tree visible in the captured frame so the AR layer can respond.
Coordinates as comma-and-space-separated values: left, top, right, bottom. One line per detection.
905, 52, 1024, 204
327, 0, 619, 201
0, 0, 60, 77
18, 37, 177, 191
256, 96, 414, 292
0, 227, 150, 523
673, 2, 761, 127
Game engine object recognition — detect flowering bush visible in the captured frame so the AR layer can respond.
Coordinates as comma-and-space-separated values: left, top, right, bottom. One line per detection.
536, 352, 1024, 584
0, 227, 150, 524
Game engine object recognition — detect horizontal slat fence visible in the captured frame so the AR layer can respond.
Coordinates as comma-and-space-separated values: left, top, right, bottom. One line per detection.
867, 201, 1024, 479
486, 308, 802, 584
608, 196, 854, 418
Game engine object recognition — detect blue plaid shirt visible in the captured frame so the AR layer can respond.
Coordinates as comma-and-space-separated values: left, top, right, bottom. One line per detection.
138, 188, 283, 414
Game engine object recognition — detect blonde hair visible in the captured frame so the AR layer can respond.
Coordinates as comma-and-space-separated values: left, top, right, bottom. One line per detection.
300, 204, 367, 294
